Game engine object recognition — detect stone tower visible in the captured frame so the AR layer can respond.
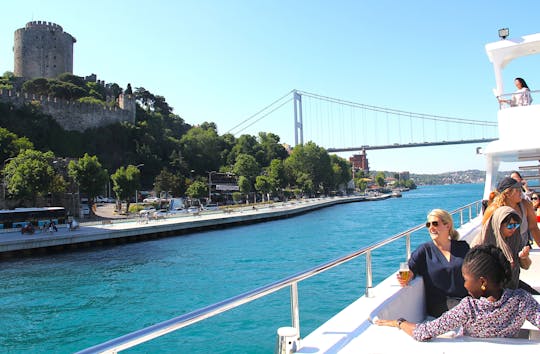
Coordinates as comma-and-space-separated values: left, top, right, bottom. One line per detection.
13, 21, 76, 79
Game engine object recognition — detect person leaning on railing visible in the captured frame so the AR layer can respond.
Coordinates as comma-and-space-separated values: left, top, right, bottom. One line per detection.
376, 245, 540, 341
396, 209, 470, 317
498, 77, 533, 107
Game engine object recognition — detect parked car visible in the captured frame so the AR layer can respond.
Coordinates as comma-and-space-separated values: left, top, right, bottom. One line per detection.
187, 206, 200, 215
95, 195, 115, 203
143, 197, 160, 203
203, 203, 219, 211
152, 209, 168, 219
80, 204, 90, 216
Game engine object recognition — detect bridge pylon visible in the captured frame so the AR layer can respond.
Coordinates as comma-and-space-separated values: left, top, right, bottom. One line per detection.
293, 90, 303, 146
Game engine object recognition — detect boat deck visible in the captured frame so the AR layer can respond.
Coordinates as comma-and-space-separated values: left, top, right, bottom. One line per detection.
297, 249, 540, 353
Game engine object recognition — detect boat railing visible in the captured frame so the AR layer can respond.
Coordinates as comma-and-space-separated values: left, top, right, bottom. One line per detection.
76, 200, 483, 354
497, 89, 540, 109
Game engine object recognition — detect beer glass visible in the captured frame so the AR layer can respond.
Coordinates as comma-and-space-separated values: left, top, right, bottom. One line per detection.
399, 262, 411, 284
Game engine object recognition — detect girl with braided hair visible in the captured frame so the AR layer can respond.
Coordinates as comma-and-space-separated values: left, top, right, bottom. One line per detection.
376, 245, 540, 341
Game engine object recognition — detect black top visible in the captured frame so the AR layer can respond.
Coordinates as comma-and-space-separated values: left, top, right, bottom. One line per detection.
409, 240, 470, 317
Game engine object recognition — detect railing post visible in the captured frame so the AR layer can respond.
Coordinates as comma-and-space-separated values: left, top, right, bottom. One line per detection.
460, 210, 464, 226
365, 250, 374, 297
405, 232, 411, 260
290, 283, 300, 336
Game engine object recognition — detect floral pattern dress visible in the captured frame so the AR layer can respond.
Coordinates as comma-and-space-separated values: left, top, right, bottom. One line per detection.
413, 289, 540, 341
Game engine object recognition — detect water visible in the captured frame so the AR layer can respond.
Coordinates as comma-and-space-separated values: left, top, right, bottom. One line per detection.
0, 184, 482, 353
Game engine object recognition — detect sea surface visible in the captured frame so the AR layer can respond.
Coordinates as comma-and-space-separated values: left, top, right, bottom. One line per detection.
0, 184, 482, 353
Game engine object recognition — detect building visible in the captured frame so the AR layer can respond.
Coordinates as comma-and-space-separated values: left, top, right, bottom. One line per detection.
13, 21, 76, 79
349, 151, 369, 174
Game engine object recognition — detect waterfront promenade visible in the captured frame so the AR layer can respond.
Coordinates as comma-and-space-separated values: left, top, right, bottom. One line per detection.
0, 195, 371, 257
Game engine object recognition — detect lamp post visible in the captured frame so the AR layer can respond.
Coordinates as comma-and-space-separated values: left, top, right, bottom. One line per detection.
3, 157, 15, 208
134, 164, 144, 203
208, 171, 218, 203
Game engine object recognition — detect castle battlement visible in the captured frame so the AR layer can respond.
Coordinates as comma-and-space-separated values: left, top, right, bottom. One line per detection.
23, 21, 64, 32
0, 89, 135, 131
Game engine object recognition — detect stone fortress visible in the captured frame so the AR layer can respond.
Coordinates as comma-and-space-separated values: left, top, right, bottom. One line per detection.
0, 21, 135, 131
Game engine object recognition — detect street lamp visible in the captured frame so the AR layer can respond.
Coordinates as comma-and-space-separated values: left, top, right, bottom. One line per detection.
134, 164, 144, 203
3, 157, 15, 208
208, 171, 216, 203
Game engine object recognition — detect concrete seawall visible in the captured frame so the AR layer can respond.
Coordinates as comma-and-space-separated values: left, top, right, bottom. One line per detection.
0, 196, 371, 258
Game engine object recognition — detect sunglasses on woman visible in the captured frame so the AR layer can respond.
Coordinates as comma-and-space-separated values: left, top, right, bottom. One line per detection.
505, 223, 520, 230
532, 197, 539, 200
425, 221, 440, 228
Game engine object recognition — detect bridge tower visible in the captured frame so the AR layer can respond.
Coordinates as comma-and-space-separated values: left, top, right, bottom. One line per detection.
293, 90, 303, 146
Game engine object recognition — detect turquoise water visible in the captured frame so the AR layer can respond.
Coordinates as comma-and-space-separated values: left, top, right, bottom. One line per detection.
0, 184, 482, 353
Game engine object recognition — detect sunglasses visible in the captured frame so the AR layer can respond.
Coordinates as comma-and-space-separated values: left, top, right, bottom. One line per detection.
532, 197, 539, 200
425, 221, 440, 228
505, 223, 520, 230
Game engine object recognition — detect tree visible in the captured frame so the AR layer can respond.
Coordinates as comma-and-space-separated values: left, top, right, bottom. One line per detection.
266, 159, 287, 198
0, 127, 34, 163
154, 168, 185, 197
284, 142, 332, 195
4, 149, 56, 206
238, 176, 252, 200
185, 180, 207, 199
375, 171, 386, 187
180, 124, 222, 175
68, 154, 109, 209
255, 175, 273, 202
111, 164, 141, 212
233, 154, 260, 184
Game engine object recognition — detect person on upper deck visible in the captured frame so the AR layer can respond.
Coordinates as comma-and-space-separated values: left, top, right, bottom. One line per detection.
397, 209, 470, 317
376, 245, 540, 341
498, 77, 533, 107
471, 206, 537, 294
483, 177, 540, 248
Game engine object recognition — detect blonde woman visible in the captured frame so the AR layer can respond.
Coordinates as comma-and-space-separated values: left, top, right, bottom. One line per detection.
397, 209, 470, 317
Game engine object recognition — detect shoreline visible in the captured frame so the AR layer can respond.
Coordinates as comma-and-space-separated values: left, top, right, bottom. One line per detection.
0, 195, 383, 259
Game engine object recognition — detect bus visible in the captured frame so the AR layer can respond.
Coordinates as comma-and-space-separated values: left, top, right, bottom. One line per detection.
0, 207, 67, 230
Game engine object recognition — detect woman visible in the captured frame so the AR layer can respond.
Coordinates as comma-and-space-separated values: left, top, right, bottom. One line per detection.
472, 206, 535, 293
483, 177, 540, 248
397, 209, 469, 317
376, 245, 540, 341
531, 192, 540, 219
498, 77, 532, 107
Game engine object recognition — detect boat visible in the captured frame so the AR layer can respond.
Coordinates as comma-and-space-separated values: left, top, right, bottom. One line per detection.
391, 189, 402, 198
76, 31, 540, 354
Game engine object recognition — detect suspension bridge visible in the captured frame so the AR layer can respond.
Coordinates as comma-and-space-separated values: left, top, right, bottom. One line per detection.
226, 90, 498, 153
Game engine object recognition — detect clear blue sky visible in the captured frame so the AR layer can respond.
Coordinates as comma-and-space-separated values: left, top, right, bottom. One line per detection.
1, 0, 539, 174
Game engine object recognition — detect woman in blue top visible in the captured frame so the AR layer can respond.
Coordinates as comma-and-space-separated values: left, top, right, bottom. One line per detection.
397, 209, 470, 317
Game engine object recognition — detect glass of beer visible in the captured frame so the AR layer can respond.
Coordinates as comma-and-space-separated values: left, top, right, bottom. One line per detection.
399, 262, 411, 285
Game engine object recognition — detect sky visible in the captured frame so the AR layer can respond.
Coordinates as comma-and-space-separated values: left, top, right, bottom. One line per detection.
1, 0, 539, 174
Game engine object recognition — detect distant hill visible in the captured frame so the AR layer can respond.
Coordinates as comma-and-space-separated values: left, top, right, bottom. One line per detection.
409, 169, 511, 185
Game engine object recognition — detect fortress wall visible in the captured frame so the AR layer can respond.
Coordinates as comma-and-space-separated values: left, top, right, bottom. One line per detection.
0, 89, 135, 132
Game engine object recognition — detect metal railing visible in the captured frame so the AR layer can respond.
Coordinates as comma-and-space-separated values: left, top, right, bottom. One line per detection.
76, 200, 483, 354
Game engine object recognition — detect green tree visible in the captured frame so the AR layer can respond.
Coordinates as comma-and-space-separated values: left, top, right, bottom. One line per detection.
4, 149, 56, 206
180, 124, 222, 175
375, 171, 386, 187
267, 159, 287, 198
153, 168, 185, 197
238, 176, 252, 200
233, 154, 260, 184
111, 164, 141, 212
185, 180, 207, 199
68, 154, 109, 209
255, 175, 273, 202
330, 155, 352, 192
284, 142, 332, 195
0, 127, 34, 163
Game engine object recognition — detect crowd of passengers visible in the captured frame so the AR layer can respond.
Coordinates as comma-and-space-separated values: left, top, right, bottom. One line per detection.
376, 171, 540, 341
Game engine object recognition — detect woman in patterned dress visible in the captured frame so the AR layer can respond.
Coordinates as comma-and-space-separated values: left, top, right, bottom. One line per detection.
376, 245, 540, 341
